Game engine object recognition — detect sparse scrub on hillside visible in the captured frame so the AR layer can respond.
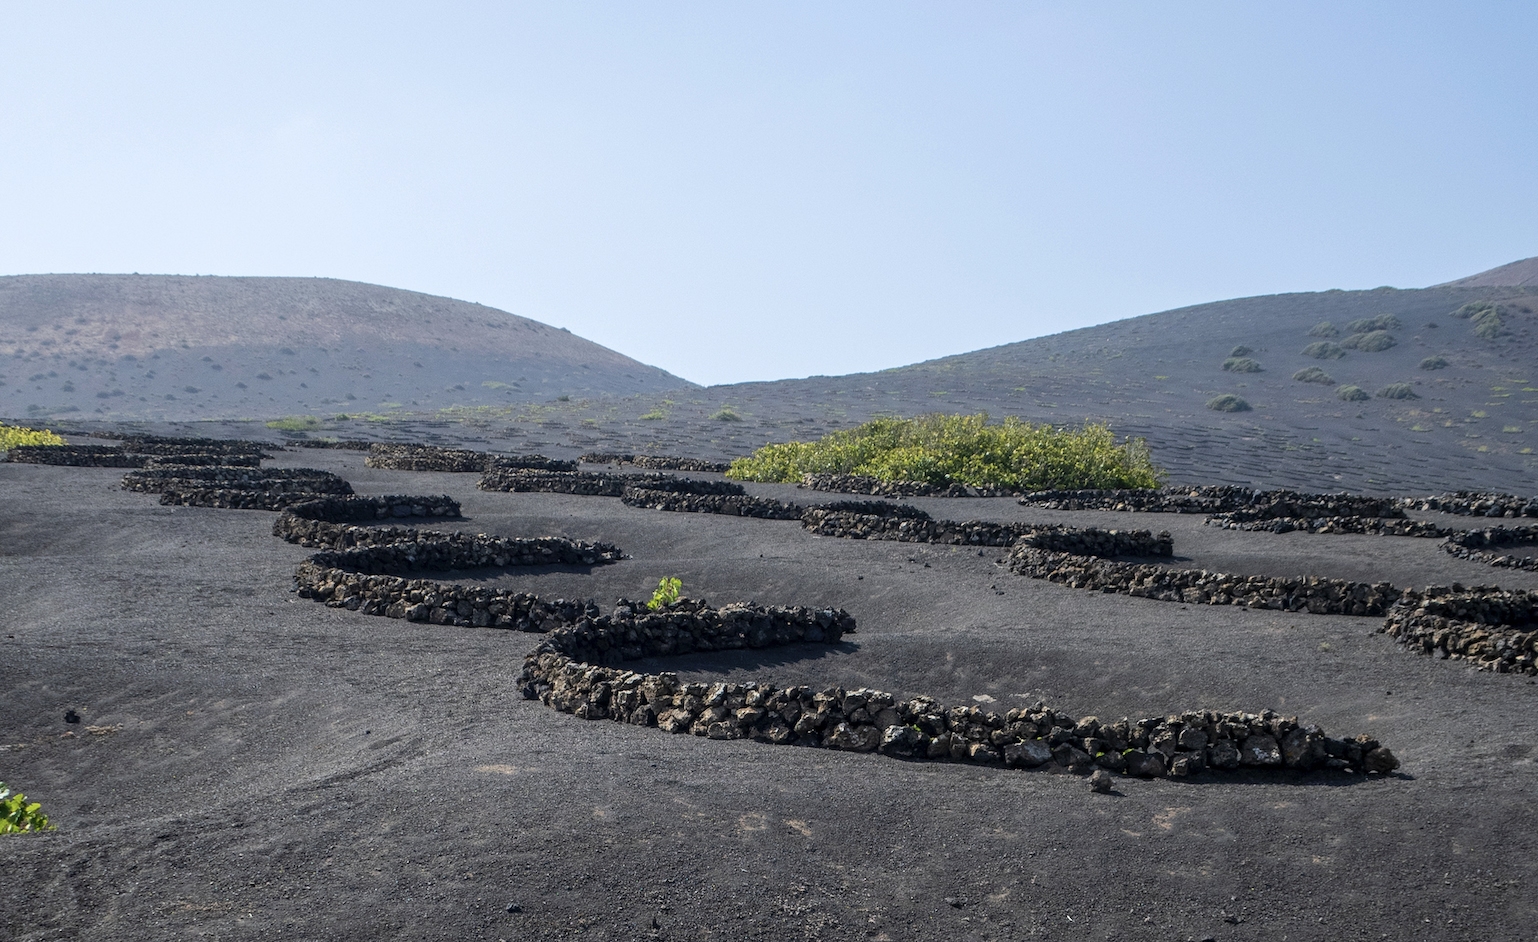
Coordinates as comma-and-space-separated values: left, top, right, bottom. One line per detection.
1474, 315, 1505, 339
1452, 301, 1496, 320
265, 415, 321, 432
1222, 357, 1262, 373
1347, 314, 1402, 333
0, 424, 66, 453
1337, 385, 1370, 402
638, 409, 667, 421
1302, 342, 1346, 359
726, 414, 1163, 491
1341, 330, 1397, 352
1292, 367, 1335, 385
1377, 383, 1419, 400
1229, 345, 1254, 357
1205, 394, 1251, 413
1419, 356, 1449, 370
1308, 321, 1339, 338
710, 408, 743, 422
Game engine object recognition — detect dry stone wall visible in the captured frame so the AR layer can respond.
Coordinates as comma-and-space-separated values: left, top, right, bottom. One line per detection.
1440, 527, 1538, 572
122, 466, 352, 495
1207, 514, 1451, 537
1008, 547, 1402, 616
620, 488, 805, 519
580, 453, 732, 473
479, 468, 677, 497
1380, 586, 1538, 674
160, 488, 345, 511
799, 473, 1018, 498
1020, 485, 1407, 520
366, 443, 491, 472
273, 495, 463, 548
1401, 492, 1538, 519
800, 509, 1173, 555
7, 445, 149, 467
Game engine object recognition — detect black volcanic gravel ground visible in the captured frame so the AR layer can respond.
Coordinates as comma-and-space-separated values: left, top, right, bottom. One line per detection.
4, 451, 1538, 941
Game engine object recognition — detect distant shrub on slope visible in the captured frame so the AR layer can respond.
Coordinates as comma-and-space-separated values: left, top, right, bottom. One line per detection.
1222, 357, 1262, 373
1229, 345, 1254, 357
1302, 342, 1346, 359
1348, 314, 1402, 332
1308, 321, 1339, 338
726, 413, 1163, 490
1341, 330, 1397, 352
1419, 356, 1449, 370
1377, 383, 1419, 400
1206, 394, 1251, 413
1337, 385, 1370, 402
1292, 367, 1335, 385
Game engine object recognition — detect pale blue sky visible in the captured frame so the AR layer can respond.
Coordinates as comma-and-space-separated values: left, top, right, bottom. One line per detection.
2, 3, 1534, 385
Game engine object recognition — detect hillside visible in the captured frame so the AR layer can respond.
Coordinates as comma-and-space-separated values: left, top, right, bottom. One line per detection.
1437, 254, 1538, 288
0, 274, 690, 421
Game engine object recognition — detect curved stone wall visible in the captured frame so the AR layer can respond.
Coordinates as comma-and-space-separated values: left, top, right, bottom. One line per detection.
619, 488, 805, 520
122, 466, 352, 495
580, 453, 732, 473
7, 445, 149, 467
1401, 492, 1538, 519
799, 473, 1019, 498
365, 443, 490, 472
1207, 514, 1450, 537
1380, 586, 1538, 674
1440, 526, 1538, 572
1008, 547, 1402, 616
160, 488, 346, 511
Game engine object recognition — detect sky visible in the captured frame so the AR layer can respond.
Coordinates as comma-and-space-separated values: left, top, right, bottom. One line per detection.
1, 3, 1535, 386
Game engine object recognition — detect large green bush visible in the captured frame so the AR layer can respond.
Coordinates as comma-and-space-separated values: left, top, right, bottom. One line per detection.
1292, 367, 1335, 385
726, 414, 1163, 490
1205, 394, 1251, 413
1222, 357, 1262, 373
1308, 321, 1339, 338
1342, 330, 1397, 352
0, 424, 66, 452
1302, 342, 1347, 359
1347, 314, 1401, 333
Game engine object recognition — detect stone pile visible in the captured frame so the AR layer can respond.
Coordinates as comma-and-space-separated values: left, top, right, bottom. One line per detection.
579, 453, 732, 473
7, 444, 151, 467
289, 439, 373, 450
620, 488, 805, 519
817, 500, 932, 519
1019, 485, 1407, 520
1380, 585, 1538, 674
122, 466, 352, 495
8, 436, 273, 467
365, 442, 491, 472
116, 437, 269, 457
487, 455, 579, 472
800, 473, 1018, 498
1008, 547, 1402, 616
160, 488, 344, 511
142, 454, 264, 469
521, 653, 1398, 776
1440, 527, 1538, 572
1401, 492, 1538, 519
296, 566, 605, 630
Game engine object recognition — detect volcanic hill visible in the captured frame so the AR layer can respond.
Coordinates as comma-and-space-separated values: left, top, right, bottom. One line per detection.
0, 274, 690, 421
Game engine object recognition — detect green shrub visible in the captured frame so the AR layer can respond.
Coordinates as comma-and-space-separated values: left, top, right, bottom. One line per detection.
0, 424, 66, 452
1292, 367, 1335, 385
638, 409, 667, 421
265, 415, 321, 432
647, 577, 682, 611
1377, 383, 1419, 400
1229, 345, 1254, 357
1308, 321, 1339, 338
710, 408, 743, 422
1419, 356, 1449, 370
1337, 385, 1370, 402
1222, 357, 1262, 373
0, 782, 54, 834
1452, 301, 1496, 319
1302, 342, 1346, 359
1347, 314, 1401, 333
1205, 394, 1251, 413
1474, 315, 1504, 339
725, 413, 1163, 490
1341, 330, 1396, 352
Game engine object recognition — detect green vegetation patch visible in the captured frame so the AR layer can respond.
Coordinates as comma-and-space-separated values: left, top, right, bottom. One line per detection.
1229, 345, 1254, 357
1337, 385, 1370, 402
726, 413, 1162, 490
0, 424, 66, 453
1377, 383, 1419, 400
1419, 356, 1449, 370
710, 407, 743, 422
1292, 367, 1335, 385
1308, 321, 1339, 338
265, 415, 322, 432
1341, 330, 1397, 352
647, 577, 682, 611
638, 409, 667, 421
1347, 314, 1402, 333
1302, 342, 1347, 359
1205, 394, 1251, 413
1, 782, 54, 833
1222, 357, 1263, 373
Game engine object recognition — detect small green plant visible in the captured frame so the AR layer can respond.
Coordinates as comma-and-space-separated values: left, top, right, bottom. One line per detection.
1308, 321, 1339, 338
1341, 330, 1396, 352
1302, 342, 1346, 359
1229, 345, 1254, 357
1206, 394, 1251, 412
638, 409, 667, 421
1222, 357, 1262, 373
265, 415, 321, 432
1347, 314, 1401, 333
647, 577, 682, 611
0, 782, 54, 833
1377, 383, 1419, 400
725, 413, 1162, 490
1419, 356, 1449, 370
710, 407, 743, 422
1292, 367, 1335, 385
0, 424, 66, 452
1337, 385, 1370, 402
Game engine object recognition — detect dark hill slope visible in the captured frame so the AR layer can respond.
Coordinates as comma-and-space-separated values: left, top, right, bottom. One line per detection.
0, 274, 689, 421
572, 283, 1538, 495
1438, 254, 1538, 288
